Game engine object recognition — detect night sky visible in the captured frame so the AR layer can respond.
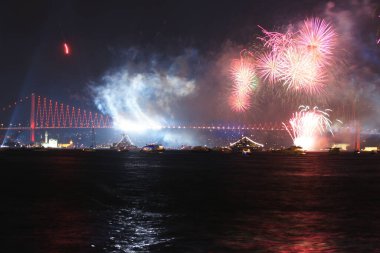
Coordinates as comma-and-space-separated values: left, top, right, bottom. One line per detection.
0, 0, 329, 105
0, 0, 379, 132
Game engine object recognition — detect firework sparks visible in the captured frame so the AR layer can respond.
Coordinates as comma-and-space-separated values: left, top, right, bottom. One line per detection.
298, 18, 336, 66
258, 26, 295, 53
229, 93, 251, 112
230, 58, 257, 95
63, 42, 70, 55
229, 57, 257, 112
228, 17, 338, 115
279, 47, 325, 93
282, 106, 332, 150
256, 52, 282, 84
255, 18, 336, 95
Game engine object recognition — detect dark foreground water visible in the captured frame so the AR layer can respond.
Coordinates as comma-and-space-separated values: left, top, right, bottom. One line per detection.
1, 150, 380, 252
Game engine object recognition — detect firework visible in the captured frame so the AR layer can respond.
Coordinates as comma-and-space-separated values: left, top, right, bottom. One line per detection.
229, 57, 257, 111
255, 18, 336, 95
229, 93, 251, 112
282, 106, 332, 150
298, 18, 336, 66
258, 26, 295, 53
279, 47, 325, 93
256, 51, 282, 84
63, 42, 70, 55
230, 58, 257, 94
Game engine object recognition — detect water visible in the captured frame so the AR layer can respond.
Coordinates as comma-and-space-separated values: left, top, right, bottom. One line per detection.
1, 150, 380, 252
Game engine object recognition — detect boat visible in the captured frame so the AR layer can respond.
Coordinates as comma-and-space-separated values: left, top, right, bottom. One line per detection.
282, 146, 306, 155
361, 147, 378, 154
141, 144, 165, 153
115, 146, 131, 152
242, 148, 252, 155
191, 146, 211, 152
82, 148, 97, 152
213, 146, 232, 153
180, 145, 192, 151
328, 147, 341, 154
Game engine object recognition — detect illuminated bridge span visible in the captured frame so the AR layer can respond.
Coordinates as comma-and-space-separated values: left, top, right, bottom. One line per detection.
161, 124, 285, 131
1, 93, 112, 142
0, 93, 287, 142
33, 94, 111, 129
31, 93, 113, 141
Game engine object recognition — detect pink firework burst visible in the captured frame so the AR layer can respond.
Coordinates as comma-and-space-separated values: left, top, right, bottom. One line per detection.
229, 93, 251, 112
230, 58, 257, 96
279, 47, 325, 94
258, 25, 295, 53
298, 18, 336, 66
256, 51, 282, 84
228, 57, 257, 112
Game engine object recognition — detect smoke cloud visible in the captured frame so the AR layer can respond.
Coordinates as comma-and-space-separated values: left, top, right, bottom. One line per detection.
92, 70, 195, 132
322, 0, 380, 127
90, 49, 203, 146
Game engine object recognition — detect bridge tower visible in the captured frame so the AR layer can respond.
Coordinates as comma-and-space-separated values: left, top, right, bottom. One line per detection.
355, 121, 360, 152
30, 93, 35, 143
90, 128, 96, 148
353, 95, 360, 152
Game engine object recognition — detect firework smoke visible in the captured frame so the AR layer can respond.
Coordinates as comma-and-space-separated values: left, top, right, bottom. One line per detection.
92, 69, 195, 133
377, 15, 380, 44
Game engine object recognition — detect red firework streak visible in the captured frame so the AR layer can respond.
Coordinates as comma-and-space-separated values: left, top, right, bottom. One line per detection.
63, 42, 70, 55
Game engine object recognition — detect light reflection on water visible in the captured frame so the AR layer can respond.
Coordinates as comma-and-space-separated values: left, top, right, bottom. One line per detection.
105, 208, 173, 252
1, 151, 380, 252
218, 211, 338, 252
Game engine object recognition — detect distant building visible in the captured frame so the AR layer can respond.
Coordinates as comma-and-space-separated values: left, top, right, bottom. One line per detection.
331, 143, 350, 151
230, 136, 264, 152
362, 147, 378, 153
1, 140, 21, 148
58, 140, 74, 149
42, 139, 58, 148
112, 134, 138, 151
41, 131, 58, 148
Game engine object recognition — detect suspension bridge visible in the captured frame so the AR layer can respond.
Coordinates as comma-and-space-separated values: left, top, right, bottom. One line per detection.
0, 93, 113, 142
0, 93, 296, 143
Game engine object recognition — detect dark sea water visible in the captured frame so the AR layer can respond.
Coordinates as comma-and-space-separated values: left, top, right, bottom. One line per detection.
1, 150, 380, 252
